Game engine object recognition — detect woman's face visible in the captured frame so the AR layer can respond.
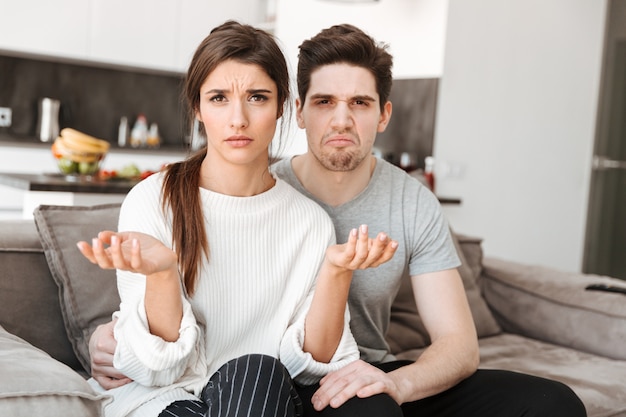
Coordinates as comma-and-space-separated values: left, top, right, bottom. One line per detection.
197, 59, 280, 167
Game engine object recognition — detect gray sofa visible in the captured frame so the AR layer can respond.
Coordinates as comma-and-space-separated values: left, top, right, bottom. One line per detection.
1, 203, 625, 417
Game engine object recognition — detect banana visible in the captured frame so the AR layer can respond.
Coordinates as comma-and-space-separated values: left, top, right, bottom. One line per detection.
60, 128, 110, 153
53, 137, 103, 163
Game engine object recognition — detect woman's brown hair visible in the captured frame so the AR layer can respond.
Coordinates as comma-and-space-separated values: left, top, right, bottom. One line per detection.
161, 20, 291, 295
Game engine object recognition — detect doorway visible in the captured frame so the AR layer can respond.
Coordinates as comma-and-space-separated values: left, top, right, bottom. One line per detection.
583, 0, 626, 280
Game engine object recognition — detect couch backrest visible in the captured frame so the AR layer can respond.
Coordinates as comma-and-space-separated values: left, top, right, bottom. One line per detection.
0, 220, 83, 372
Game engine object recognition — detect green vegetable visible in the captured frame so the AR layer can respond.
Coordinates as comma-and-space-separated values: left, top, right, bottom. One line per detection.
117, 163, 142, 178
57, 157, 78, 174
78, 161, 100, 175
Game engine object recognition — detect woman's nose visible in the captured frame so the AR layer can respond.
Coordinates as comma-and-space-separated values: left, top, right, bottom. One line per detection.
230, 101, 249, 129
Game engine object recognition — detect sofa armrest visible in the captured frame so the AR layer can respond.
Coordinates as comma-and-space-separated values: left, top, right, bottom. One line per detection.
481, 257, 626, 360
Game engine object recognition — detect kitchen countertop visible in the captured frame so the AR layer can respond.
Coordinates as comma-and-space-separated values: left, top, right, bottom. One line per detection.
0, 172, 140, 194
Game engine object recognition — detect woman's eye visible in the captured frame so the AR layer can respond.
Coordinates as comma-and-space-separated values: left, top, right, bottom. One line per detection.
250, 94, 268, 102
209, 95, 226, 102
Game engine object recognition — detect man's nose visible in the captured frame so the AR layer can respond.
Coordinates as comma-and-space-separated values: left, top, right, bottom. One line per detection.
330, 102, 354, 129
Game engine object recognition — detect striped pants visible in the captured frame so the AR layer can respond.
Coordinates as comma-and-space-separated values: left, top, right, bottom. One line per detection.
159, 354, 302, 417
158, 354, 399, 417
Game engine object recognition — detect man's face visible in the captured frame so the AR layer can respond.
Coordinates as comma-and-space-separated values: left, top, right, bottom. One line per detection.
296, 63, 391, 172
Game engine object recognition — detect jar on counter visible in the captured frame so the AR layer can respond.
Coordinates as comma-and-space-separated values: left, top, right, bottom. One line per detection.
146, 123, 160, 148
130, 114, 148, 148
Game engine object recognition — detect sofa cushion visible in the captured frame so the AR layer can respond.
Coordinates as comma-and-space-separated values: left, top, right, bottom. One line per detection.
0, 325, 110, 417
33, 204, 121, 374
481, 257, 626, 361
0, 220, 82, 371
478, 333, 626, 417
386, 231, 501, 354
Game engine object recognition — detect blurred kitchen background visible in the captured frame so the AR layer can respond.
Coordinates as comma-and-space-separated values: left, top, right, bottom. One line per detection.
1, 0, 622, 280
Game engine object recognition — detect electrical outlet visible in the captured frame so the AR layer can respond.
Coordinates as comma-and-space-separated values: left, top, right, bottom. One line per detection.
0, 107, 11, 127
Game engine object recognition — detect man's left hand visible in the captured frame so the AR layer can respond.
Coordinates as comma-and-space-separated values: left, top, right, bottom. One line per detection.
311, 360, 401, 410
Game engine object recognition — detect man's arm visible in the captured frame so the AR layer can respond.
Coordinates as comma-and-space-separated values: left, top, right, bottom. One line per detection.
89, 319, 132, 389
310, 268, 479, 409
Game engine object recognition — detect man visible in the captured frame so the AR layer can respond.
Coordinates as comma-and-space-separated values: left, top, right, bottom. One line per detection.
90, 24, 586, 416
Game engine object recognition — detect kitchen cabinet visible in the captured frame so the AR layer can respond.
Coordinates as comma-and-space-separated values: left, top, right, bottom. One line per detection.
1, 0, 270, 73
176, 0, 269, 71
0, 0, 91, 60
90, 0, 180, 71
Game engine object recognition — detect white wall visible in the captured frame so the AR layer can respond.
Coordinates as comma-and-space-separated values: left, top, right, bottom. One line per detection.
273, 0, 449, 156
274, 0, 607, 272
433, 0, 607, 271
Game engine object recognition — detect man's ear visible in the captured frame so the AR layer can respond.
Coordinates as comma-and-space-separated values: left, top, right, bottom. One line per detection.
295, 98, 305, 129
377, 101, 392, 133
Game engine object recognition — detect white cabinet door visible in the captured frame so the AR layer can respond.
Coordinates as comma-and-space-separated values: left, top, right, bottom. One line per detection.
0, 0, 270, 72
176, 0, 269, 71
89, 0, 181, 72
0, 0, 90, 60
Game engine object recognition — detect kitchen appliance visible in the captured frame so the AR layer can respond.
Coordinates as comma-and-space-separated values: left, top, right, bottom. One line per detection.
36, 97, 61, 142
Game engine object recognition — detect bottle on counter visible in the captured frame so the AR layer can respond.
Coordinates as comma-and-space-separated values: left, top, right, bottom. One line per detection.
130, 114, 148, 148
424, 156, 435, 192
117, 116, 128, 147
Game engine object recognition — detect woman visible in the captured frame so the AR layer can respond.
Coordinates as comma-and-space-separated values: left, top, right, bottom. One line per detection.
77, 21, 397, 417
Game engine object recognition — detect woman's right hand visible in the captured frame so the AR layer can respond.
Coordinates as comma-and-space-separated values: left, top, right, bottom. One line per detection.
77, 230, 178, 276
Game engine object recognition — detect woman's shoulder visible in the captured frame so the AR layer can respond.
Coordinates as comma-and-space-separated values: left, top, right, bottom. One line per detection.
121, 171, 164, 211
275, 178, 332, 219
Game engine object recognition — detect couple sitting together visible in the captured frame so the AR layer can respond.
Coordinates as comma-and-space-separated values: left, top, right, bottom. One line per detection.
77, 20, 586, 417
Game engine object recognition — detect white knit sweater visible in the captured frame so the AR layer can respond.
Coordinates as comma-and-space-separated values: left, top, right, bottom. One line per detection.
90, 173, 360, 417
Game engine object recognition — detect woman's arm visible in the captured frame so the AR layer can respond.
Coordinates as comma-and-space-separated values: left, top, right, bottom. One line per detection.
303, 225, 398, 362
78, 231, 202, 386
80, 231, 182, 342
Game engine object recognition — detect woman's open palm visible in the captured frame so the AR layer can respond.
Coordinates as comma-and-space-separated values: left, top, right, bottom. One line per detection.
77, 230, 178, 276
326, 225, 398, 271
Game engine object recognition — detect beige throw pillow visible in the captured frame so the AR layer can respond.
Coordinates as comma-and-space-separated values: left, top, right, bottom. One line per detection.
33, 204, 121, 374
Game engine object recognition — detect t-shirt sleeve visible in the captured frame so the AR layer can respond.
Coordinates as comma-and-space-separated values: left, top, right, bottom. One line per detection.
407, 186, 461, 277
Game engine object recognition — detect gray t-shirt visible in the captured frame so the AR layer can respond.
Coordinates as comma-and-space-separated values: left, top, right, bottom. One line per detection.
272, 157, 460, 363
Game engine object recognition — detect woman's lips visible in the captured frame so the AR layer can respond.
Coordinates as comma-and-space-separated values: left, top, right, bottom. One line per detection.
225, 137, 253, 147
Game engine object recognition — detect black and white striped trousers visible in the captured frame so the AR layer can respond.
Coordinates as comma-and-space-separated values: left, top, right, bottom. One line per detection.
159, 354, 303, 417
159, 354, 399, 417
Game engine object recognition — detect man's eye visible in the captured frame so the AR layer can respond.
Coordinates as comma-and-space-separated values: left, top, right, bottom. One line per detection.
353, 100, 369, 106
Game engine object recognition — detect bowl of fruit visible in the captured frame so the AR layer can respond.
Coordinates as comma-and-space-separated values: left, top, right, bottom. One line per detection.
51, 128, 110, 177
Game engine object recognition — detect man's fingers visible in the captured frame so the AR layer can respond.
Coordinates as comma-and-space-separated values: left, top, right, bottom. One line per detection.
93, 374, 132, 390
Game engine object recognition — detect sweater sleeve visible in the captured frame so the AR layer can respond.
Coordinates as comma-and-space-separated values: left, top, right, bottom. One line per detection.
111, 175, 206, 387
113, 270, 205, 387
278, 225, 360, 385
279, 291, 360, 385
